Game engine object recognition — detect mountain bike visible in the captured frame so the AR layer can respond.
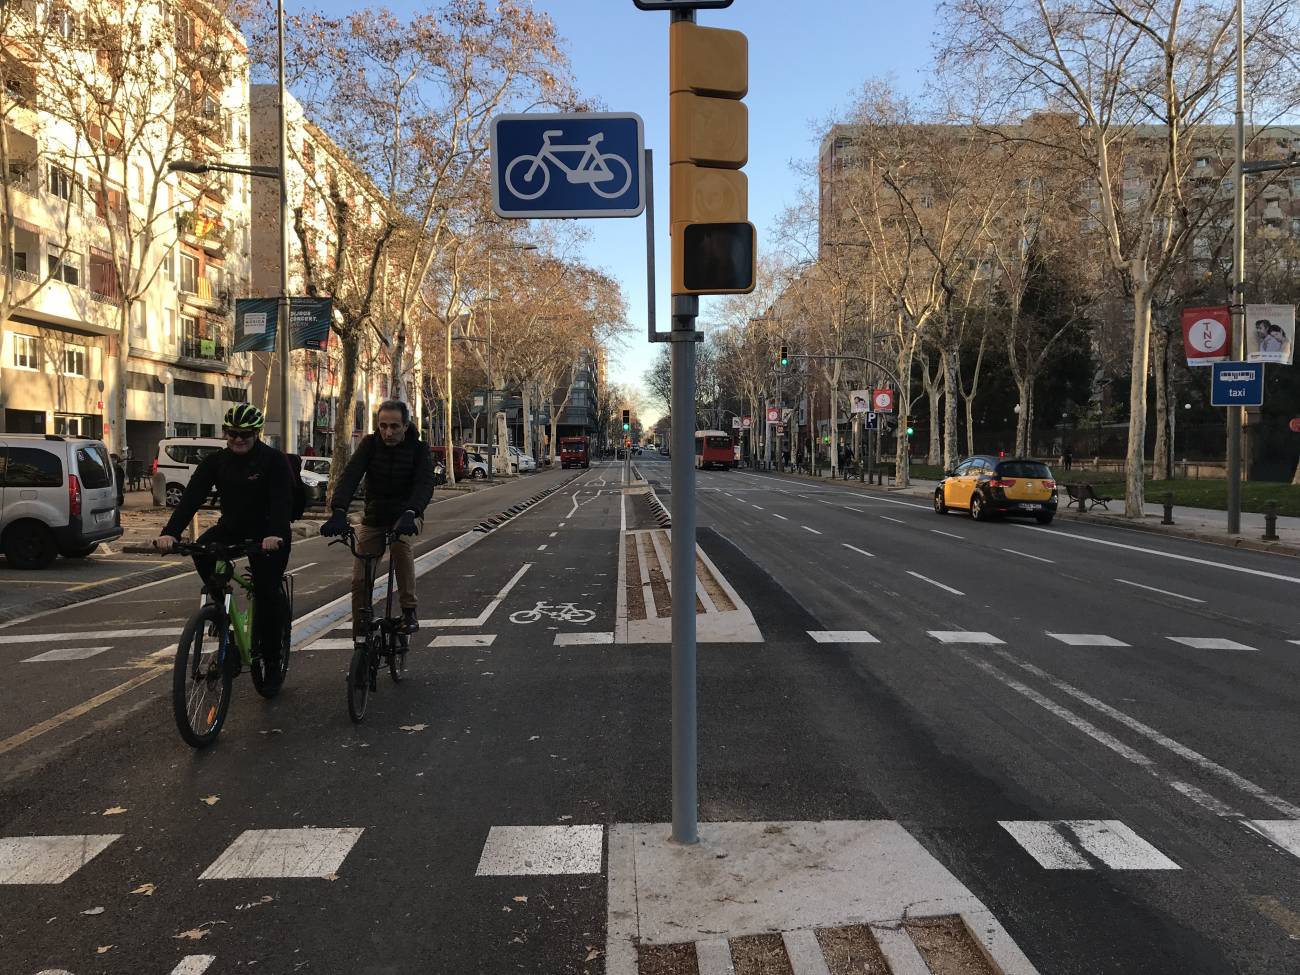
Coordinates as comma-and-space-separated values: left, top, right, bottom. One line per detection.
331, 526, 409, 723
504, 130, 633, 201
169, 540, 293, 748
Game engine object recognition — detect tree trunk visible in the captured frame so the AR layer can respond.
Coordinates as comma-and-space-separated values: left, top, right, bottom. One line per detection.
895, 346, 912, 487
521, 386, 532, 459
112, 300, 130, 454
965, 395, 976, 457
1125, 287, 1152, 517
1015, 380, 1032, 456
941, 345, 959, 471
327, 330, 362, 499
1151, 326, 1170, 481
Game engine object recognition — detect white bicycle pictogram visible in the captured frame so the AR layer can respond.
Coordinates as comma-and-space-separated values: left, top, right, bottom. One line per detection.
509, 601, 596, 625
504, 130, 634, 201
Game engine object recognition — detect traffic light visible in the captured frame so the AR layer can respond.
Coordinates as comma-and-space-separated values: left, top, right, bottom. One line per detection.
621, 409, 631, 432
906, 426, 915, 437
669, 20, 755, 295
779, 345, 788, 368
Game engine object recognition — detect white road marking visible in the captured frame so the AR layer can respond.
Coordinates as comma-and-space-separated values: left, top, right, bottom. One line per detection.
1046, 633, 1129, 647
1244, 821, 1300, 860
549, 532, 558, 538
842, 505, 864, 512
997, 650, 1300, 818
170, 957, 217, 975
1000, 820, 1179, 870
199, 827, 364, 880
431, 634, 497, 648
307, 637, 355, 651
808, 631, 879, 644
0, 834, 121, 884
22, 645, 113, 663
881, 516, 906, 525
537, 544, 548, 551
929, 630, 1000, 644
841, 543, 874, 558
751, 504, 764, 510
475, 824, 604, 876
555, 632, 615, 646
0, 627, 175, 645
1113, 578, 1205, 602
930, 529, 964, 540
285, 562, 318, 576
966, 652, 1240, 817
802, 526, 822, 535
908, 572, 965, 596
1021, 522, 1300, 584
425, 562, 533, 628
773, 513, 789, 521
1002, 547, 1056, 564
1168, 636, 1257, 651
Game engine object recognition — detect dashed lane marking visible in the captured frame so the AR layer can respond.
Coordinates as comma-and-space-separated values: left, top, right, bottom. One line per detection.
170, 958, 217, 975
1115, 578, 1205, 603
1046, 633, 1129, 647
1002, 547, 1055, 564
772, 513, 789, 520
802, 526, 822, 535
808, 631, 879, 644
538, 544, 548, 551
554, 632, 614, 646
0, 834, 121, 884
928, 631, 1001, 644
842, 505, 864, 512
431, 634, 497, 648
549, 532, 558, 538
1000, 820, 1180, 870
475, 824, 604, 876
199, 827, 365, 880
881, 515, 906, 525
907, 571, 964, 596
751, 504, 764, 510
1168, 636, 1257, 651
930, 529, 964, 540
842, 543, 874, 558
22, 645, 113, 663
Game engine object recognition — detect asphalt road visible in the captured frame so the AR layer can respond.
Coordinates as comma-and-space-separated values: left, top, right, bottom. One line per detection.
3, 455, 1299, 974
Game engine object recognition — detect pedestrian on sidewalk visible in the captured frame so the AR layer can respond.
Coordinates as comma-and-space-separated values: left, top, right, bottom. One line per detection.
1062, 446, 1073, 471
110, 453, 125, 507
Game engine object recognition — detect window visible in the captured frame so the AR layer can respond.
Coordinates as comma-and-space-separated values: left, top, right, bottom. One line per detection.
179, 252, 197, 293
48, 6, 76, 40
168, 308, 178, 337
2, 446, 62, 487
181, 314, 198, 341
162, 244, 174, 282
175, 11, 194, 50
12, 332, 38, 369
134, 163, 146, 201
48, 245, 79, 286
48, 164, 72, 201
63, 344, 86, 376
201, 95, 219, 120
199, 423, 215, 438
75, 444, 112, 488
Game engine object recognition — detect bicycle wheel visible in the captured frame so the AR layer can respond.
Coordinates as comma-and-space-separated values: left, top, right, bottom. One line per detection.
347, 638, 372, 723
388, 630, 408, 684
591, 153, 633, 199
504, 154, 549, 200
173, 606, 233, 748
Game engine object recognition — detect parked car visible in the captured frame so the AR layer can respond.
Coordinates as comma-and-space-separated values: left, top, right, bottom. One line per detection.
463, 441, 513, 473
509, 445, 537, 473
299, 456, 332, 505
0, 434, 123, 568
430, 445, 469, 481
151, 437, 226, 508
934, 455, 1058, 524
659, 446, 670, 456
466, 451, 490, 479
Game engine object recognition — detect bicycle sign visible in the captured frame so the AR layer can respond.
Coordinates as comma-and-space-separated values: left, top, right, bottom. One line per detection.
509, 601, 596, 625
492, 112, 645, 219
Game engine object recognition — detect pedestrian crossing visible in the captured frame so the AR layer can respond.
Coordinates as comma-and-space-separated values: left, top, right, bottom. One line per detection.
806, 628, 1283, 653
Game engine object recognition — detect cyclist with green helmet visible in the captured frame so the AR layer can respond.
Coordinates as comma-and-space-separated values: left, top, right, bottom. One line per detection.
156, 404, 294, 679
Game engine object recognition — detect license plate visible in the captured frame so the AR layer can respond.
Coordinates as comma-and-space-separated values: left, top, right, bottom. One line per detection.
96, 511, 112, 523
1021, 503, 1041, 511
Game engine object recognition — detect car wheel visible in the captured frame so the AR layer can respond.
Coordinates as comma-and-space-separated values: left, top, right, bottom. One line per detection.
970, 493, 988, 522
61, 543, 100, 559
165, 483, 184, 507
4, 521, 58, 570
1036, 512, 1055, 525
934, 489, 948, 515
473, 468, 486, 479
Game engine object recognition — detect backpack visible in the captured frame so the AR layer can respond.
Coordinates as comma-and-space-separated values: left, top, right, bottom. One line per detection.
285, 453, 308, 522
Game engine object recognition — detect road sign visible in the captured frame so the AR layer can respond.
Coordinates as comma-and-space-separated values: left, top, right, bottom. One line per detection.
849, 389, 870, 414
782, 408, 794, 423
731, 416, 741, 429
1290, 417, 1300, 433
865, 412, 878, 430
491, 113, 645, 219
741, 415, 752, 429
1182, 306, 1232, 366
871, 388, 895, 414
766, 407, 779, 423
1211, 362, 1264, 407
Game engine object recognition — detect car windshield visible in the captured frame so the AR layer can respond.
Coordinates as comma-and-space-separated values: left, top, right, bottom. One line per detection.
302, 459, 330, 475
997, 461, 1052, 478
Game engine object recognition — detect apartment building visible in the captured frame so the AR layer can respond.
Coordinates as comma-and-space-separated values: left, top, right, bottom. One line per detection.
0, 0, 254, 463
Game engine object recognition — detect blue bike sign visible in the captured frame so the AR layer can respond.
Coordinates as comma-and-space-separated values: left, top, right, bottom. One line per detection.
491, 112, 645, 219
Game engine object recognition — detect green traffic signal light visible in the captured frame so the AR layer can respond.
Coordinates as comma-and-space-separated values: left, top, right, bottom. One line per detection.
779, 345, 788, 367
906, 426, 915, 437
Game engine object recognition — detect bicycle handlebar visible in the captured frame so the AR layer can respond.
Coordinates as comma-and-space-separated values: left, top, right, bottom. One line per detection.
168, 539, 264, 559
327, 525, 402, 560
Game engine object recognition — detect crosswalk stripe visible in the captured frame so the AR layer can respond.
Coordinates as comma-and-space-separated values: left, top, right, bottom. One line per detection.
1244, 820, 1300, 860
199, 827, 364, 880
431, 634, 497, 648
555, 632, 614, 646
1168, 636, 1257, 651
1046, 633, 1129, 647
808, 631, 879, 644
0, 834, 121, 884
306, 637, 355, 651
475, 824, 604, 876
0, 627, 175, 645
170, 957, 217, 975
928, 631, 1003, 645
22, 645, 113, 663
1000, 820, 1179, 870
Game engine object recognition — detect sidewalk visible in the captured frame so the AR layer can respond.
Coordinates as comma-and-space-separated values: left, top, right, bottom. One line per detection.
748, 467, 1300, 558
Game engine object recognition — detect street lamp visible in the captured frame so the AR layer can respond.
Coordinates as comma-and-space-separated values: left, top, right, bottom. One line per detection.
484, 242, 537, 481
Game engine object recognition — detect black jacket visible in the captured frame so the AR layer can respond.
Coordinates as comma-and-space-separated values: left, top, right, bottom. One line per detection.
162, 441, 293, 543
330, 426, 435, 527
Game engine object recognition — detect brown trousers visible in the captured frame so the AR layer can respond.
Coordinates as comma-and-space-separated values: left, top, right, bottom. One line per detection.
351, 519, 421, 623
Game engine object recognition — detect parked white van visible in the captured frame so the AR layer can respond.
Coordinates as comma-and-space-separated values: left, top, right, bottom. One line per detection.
151, 437, 226, 507
0, 434, 122, 568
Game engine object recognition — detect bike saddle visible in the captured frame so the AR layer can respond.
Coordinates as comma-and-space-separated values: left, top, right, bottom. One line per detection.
542, 129, 563, 139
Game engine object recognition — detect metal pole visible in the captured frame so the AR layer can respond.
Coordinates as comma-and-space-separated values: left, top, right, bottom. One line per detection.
670, 293, 699, 845
445, 317, 456, 488
276, 0, 292, 453
1228, 0, 1245, 534
486, 255, 495, 483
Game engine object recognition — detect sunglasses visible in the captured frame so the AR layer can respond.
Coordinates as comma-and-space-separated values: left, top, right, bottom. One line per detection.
224, 428, 256, 441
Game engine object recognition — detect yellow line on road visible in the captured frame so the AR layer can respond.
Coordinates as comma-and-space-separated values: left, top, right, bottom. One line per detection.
0, 666, 168, 758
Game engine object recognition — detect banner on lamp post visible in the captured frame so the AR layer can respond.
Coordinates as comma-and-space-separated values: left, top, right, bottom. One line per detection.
234, 298, 276, 353
234, 297, 335, 353
1245, 303, 1295, 365
1181, 306, 1232, 366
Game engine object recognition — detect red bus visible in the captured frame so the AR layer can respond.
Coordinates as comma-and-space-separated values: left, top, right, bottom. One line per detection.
559, 436, 590, 469
695, 430, 734, 470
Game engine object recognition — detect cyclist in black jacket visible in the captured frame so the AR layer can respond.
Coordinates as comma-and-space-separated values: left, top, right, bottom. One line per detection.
156, 404, 293, 675
320, 400, 435, 634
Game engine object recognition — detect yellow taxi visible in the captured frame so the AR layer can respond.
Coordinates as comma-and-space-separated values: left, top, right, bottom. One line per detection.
934, 455, 1058, 524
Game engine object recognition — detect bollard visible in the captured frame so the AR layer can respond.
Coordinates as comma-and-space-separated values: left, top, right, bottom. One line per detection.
1263, 500, 1280, 541
1161, 492, 1174, 526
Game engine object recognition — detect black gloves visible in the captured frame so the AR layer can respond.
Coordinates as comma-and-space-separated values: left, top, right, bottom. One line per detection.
321, 510, 348, 537
395, 510, 419, 536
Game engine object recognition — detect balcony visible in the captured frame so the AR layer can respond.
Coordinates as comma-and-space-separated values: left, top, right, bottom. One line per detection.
180, 270, 228, 313
178, 336, 227, 363
176, 210, 227, 255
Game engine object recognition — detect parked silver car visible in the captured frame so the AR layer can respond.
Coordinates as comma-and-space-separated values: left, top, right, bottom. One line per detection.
151, 437, 225, 507
0, 434, 122, 568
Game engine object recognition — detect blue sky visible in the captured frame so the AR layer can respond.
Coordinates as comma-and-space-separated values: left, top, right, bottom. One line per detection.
322, 1, 938, 416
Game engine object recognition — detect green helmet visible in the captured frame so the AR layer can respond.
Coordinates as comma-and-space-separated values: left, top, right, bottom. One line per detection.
223, 403, 265, 431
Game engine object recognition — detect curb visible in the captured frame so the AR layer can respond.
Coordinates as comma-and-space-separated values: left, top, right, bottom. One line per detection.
1060, 510, 1300, 558
0, 562, 190, 626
